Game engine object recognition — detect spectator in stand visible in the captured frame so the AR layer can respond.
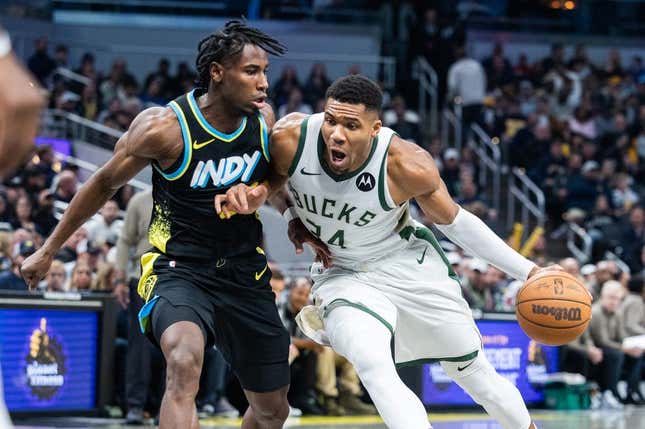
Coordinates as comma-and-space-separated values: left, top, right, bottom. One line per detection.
68, 261, 93, 292
53, 170, 78, 203
564, 160, 603, 213
79, 83, 99, 120
482, 43, 514, 92
278, 278, 323, 415
589, 280, 643, 407
55, 227, 86, 264
568, 106, 597, 140
460, 258, 494, 311
0, 240, 35, 290
303, 63, 330, 108
541, 42, 565, 75
75, 52, 98, 83
27, 37, 56, 86
143, 58, 171, 100
382, 95, 420, 144
33, 189, 57, 237
100, 59, 126, 105
141, 77, 167, 107
509, 122, 551, 170
603, 50, 625, 80
620, 275, 645, 338
610, 173, 639, 215
44, 260, 67, 292
34, 145, 57, 187
456, 180, 484, 206
53, 44, 69, 69
272, 65, 301, 108
11, 195, 35, 233
169, 62, 196, 97
278, 87, 312, 119
57, 91, 81, 114
441, 148, 461, 196
621, 206, 645, 272
447, 45, 486, 134
514, 54, 533, 82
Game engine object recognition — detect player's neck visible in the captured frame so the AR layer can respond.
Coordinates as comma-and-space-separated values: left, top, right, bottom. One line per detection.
195, 90, 245, 134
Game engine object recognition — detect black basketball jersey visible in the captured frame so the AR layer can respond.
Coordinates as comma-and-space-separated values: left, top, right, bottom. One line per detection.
148, 89, 270, 260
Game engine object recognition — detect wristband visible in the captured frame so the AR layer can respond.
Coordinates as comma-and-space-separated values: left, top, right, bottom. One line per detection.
283, 207, 299, 223
0, 31, 11, 58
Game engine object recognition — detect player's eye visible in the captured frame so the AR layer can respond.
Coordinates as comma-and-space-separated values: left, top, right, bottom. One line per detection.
325, 117, 336, 125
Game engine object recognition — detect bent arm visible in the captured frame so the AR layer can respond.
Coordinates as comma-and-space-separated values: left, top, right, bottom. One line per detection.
41, 108, 168, 257
387, 137, 537, 281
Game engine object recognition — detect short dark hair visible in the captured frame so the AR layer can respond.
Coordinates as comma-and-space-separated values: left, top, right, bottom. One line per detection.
325, 74, 382, 113
195, 20, 287, 89
627, 275, 643, 294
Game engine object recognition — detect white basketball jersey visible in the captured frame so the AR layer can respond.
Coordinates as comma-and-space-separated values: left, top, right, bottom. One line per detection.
287, 113, 410, 269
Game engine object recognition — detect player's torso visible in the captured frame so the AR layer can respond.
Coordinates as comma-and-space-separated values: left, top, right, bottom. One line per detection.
150, 89, 271, 260
287, 113, 409, 268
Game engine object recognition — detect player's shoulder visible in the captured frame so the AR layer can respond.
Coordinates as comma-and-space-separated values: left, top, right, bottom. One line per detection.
125, 106, 180, 156
272, 112, 309, 136
387, 135, 440, 190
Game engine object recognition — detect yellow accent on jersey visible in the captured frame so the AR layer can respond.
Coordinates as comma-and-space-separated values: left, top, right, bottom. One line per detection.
137, 252, 162, 301
148, 203, 171, 253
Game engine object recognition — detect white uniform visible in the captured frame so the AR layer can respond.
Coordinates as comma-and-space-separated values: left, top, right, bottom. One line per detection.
288, 113, 480, 365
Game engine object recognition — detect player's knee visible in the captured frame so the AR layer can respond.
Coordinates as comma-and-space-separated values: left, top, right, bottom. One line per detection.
249, 391, 289, 423
165, 346, 201, 397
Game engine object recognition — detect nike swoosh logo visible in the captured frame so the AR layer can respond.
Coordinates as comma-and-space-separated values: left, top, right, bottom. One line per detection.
255, 264, 268, 281
457, 359, 476, 372
300, 167, 321, 176
417, 247, 428, 264
192, 138, 216, 150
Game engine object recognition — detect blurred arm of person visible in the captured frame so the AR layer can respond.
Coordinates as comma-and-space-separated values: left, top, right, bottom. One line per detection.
20, 106, 175, 288
566, 329, 603, 364
112, 195, 141, 309
0, 27, 46, 178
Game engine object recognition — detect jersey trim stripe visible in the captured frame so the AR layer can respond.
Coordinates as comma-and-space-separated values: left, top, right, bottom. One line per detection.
155, 101, 193, 181
317, 131, 378, 182
258, 114, 270, 161
378, 132, 397, 211
287, 116, 309, 176
187, 89, 247, 141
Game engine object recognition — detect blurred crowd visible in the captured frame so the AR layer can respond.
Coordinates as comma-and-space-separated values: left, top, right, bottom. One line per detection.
0, 12, 639, 418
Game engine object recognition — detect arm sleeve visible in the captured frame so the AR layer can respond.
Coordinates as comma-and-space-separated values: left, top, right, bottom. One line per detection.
434, 208, 536, 281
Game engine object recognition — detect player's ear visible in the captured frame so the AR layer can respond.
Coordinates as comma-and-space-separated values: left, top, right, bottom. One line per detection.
371, 118, 382, 139
209, 62, 224, 84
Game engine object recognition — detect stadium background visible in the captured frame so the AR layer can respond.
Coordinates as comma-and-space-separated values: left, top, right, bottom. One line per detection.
0, 0, 644, 426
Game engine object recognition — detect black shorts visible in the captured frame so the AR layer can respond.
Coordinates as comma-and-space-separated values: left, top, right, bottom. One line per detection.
137, 249, 290, 392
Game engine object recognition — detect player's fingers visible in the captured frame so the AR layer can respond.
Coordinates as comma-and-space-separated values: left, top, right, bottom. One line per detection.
291, 237, 304, 254
250, 185, 268, 201
227, 188, 242, 212
214, 194, 226, 214
237, 187, 249, 212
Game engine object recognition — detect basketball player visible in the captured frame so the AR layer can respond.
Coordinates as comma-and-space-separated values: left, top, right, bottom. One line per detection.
216, 75, 560, 429
21, 21, 292, 429
0, 25, 46, 429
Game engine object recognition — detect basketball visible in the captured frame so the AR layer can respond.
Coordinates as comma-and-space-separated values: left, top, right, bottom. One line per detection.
515, 270, 591, 346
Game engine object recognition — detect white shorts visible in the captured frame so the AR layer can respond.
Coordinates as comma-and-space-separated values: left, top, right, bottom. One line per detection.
297, 221, 482, 366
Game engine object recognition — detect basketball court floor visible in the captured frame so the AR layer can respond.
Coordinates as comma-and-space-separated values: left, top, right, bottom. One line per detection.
12, 408, 645, 429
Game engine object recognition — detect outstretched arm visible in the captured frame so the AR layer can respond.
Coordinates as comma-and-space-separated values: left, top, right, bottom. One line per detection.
21, 107, 178, 288
387, 136, 541, 281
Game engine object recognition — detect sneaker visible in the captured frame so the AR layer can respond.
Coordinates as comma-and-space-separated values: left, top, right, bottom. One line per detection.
602, 390, 624, 410
288, 405, 302, 417
291, 395, 324, 415
125, 407, 144, 425
213, 397, 238, 417
590, 392, 603, 410
319, 395, 347, 416
338, 391, 378, 415
197, 403, 216, 418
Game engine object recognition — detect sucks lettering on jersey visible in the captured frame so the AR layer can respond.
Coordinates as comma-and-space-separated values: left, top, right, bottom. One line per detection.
190, 150, 262, 188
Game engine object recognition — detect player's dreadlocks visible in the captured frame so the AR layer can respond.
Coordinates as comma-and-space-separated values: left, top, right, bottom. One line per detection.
195, 20, 287, 89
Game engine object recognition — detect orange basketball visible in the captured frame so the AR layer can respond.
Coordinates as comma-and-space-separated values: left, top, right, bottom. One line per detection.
515, 270, 591, 346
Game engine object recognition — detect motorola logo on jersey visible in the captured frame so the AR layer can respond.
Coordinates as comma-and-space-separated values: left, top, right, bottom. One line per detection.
190, 150, 262, 188
356, 172, 375, 192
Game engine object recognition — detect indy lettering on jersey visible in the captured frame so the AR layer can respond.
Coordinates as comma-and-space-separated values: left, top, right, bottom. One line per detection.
190, 150, 262, 188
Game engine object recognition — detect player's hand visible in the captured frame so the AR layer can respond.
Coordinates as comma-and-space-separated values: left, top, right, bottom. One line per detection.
20, 248, 53, 290
214, 182, 269, 218
622, 346, 643, 358
288, 344, 300, 364
527, 264, 564, 279
112, 281, 130, 309
287, 218, 332, 268
587, 346, 603, 364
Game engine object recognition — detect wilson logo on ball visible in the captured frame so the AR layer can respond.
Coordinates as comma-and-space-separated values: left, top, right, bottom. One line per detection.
531, 305, 582, 321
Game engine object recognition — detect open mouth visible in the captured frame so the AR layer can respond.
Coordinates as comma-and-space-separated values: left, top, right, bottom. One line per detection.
330, 149, 347, 165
